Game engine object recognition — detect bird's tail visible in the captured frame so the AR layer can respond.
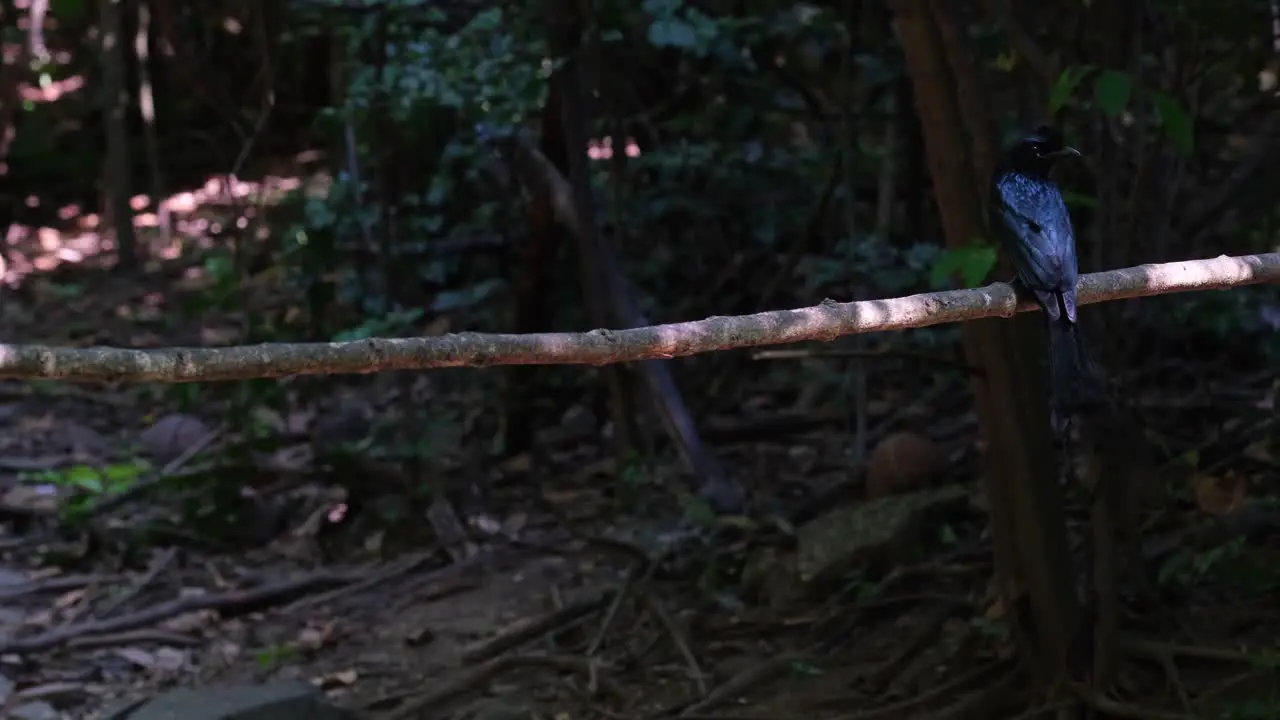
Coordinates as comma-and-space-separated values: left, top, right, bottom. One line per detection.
1047, 319, 1107, 431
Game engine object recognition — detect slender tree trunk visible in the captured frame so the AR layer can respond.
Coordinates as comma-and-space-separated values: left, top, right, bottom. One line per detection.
98, 0, 138, 271
891, 0, 1079, 690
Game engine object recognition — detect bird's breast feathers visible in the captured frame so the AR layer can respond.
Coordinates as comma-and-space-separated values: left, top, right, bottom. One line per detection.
994, 174, 1074, 244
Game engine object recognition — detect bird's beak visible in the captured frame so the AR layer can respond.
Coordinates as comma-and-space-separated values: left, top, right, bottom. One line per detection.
1053, 146, 1082, 158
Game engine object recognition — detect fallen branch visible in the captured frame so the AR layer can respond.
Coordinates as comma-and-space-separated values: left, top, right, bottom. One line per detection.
0, 570, 359, 654
0, 252, 1276, 382
461, 590, 614, 664
0, 573, 126, 601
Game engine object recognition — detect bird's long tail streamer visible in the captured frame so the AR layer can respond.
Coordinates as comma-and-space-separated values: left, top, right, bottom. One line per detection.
1047, 319, 1106, 431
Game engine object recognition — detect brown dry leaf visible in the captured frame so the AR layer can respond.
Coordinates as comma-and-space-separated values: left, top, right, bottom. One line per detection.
152, 647, 188, 672
502, 512, 528, 537
25, 609, 54, 627
983, 594, 1006, 620
472, 514, 502, 536
1245, 440, 1273, 463
200, 327, 239, 345
139, 413, 211, 462
541, 487, 603, 508
286, 410, 314, 435
1256, 384, 1276, 410
19, 414, 55, 432
1192, 473, 1247, 516
252, 407, 288, 434
423, 315, 451, 336
129, 331, 166, 347
213, 640, 242, 664
163, 609, 216, 634
297, 621, 335, 652
571, 457, 616, 481
1, 485, 60, 514
314, 668, 359, 689
498, 453, 532, 474
52, 588, 85, 611
265, 444, 313, 472
114, 647, 157, 668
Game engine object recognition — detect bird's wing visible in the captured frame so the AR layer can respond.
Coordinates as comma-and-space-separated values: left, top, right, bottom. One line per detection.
991, 175, 1078, 296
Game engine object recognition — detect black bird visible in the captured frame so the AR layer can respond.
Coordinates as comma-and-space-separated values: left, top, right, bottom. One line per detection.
989, 125, 1104, 430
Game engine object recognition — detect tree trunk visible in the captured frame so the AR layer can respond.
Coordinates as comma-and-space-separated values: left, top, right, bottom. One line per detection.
98, 0, 138, 272
890, 0, 1080, 689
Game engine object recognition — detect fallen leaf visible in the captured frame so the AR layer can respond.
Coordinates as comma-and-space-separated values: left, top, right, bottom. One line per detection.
113, 647, 156, 668
139, 414, 211, 462
163, 610, 216, 633
1245, 440, 1273, 463
152, 647, 188, 672
314, 669, 358, 689
1192, 473, 1246, 516
52, 588, 85, 611
297, 622, 335, 652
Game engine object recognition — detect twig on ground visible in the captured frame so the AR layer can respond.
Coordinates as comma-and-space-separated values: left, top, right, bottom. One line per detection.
0, 568, 360, 654
861, 602, 953, 695
89, 427, 222, 516
65, 628, 200, 649
1120, 636, 1267, 665
95, 547, 177, 618
677, 654, 803, 717
588, 563, 641, 656
461, 590, 615, 665
644, 590, 707, 697
1005, 701, 1073, 720
283, 547, 440, 613
826, 658, 1013, 720
372, 654, 622, 720
0, 573, 125, 601
1069, 682, 1196, 720
929, 663, 1028, 720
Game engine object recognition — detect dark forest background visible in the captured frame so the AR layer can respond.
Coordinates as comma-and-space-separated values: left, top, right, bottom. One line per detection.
0, 1, 1279, 718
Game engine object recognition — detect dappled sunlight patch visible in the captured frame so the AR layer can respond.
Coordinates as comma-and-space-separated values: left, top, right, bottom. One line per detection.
588, 136, 641, 160
18, 74, 84, 103
0, 169, 317, 285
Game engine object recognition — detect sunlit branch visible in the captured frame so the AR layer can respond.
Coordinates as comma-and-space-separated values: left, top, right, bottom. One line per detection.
1, 252, 1277, 383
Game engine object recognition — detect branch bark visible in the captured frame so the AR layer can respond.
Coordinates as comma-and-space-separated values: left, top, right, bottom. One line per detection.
0, 252, 1274, 383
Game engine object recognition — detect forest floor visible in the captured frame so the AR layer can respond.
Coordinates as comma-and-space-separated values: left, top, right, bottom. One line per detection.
0, 183, 1278, 720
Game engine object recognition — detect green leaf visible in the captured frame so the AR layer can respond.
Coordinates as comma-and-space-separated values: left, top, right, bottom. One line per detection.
429, 278, 503, 312
65, 466, 104, 493
1061, 190, 1098, 209
642, 0, 684, 16
930, 245, 997, 289
1092, 70, 1132, 116
648, 18, 698, 49
677, 492, 717, 527
49, 0, 88, 21
1151, 91, 1194, 155
1048, 65, 1094, 113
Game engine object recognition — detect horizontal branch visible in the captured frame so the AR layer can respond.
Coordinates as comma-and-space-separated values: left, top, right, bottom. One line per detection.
4, 252, 1278, 383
